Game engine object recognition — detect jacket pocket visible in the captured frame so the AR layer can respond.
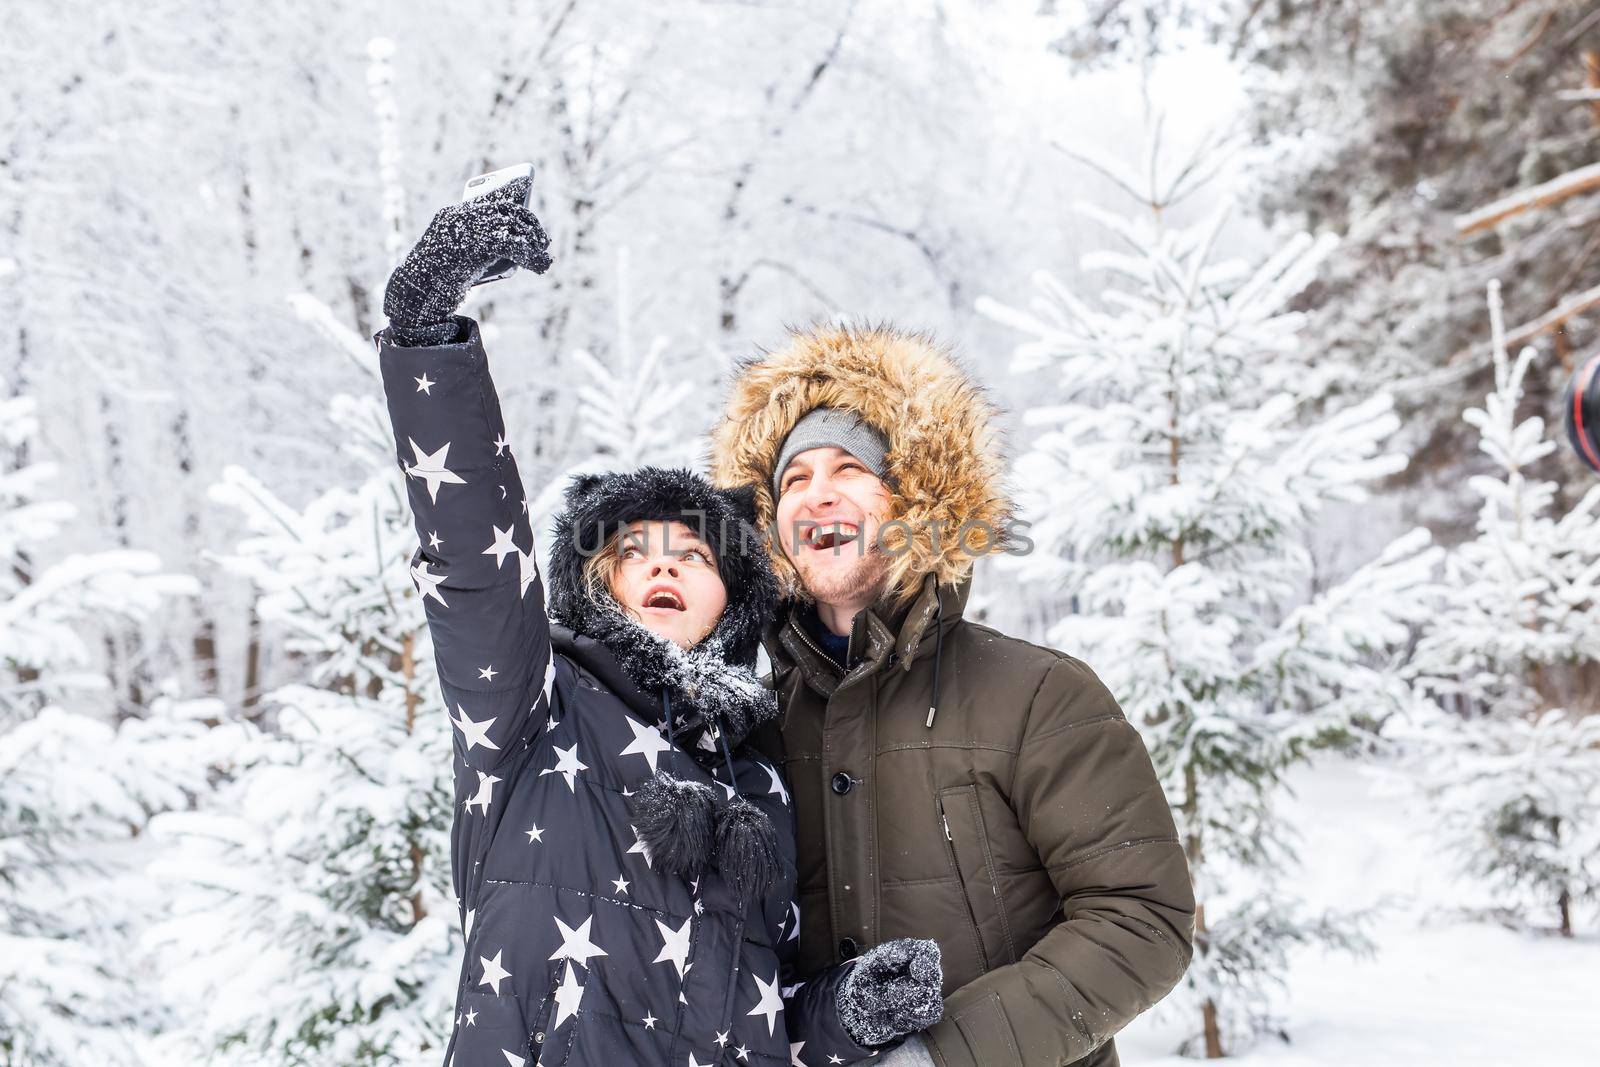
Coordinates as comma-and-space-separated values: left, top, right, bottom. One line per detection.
937, 784, 1018, 967
528, 965, 575, 1066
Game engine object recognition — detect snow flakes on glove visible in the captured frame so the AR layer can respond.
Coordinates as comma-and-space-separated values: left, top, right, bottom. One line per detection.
382, 175, 552, 342
836, 938, 945, 1047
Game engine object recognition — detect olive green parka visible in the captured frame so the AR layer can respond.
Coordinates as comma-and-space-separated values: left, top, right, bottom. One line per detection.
711, 322, 1196, 1067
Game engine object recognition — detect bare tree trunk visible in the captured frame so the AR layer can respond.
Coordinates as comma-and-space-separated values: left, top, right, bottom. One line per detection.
1183, 761, 1223, 1057
716, 5, 855, 337
242, 606, 262, 711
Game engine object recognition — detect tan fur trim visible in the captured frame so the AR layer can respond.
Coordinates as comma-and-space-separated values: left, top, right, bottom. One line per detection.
708, 321, 1014, 607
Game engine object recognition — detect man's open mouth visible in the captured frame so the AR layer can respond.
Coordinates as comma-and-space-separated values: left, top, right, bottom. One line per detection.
641, 585, 686, 612
802, 522, 860, 552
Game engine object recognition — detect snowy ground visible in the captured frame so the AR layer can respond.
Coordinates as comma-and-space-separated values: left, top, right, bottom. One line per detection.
1117, 755, 1600, 1065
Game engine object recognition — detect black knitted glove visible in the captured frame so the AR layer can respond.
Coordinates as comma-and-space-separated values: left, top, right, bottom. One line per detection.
381, 175, 552, 346
835, 938, 944, 1047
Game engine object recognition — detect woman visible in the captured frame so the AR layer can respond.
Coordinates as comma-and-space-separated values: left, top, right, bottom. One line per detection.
375, 178, 943, 1067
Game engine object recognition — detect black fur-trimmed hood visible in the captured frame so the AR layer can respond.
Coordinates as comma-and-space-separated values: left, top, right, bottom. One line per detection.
544, 467, 783, 893
547, 466, 778, 670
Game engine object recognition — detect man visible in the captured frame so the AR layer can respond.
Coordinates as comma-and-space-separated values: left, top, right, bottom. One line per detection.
709, 324, 1196, 1067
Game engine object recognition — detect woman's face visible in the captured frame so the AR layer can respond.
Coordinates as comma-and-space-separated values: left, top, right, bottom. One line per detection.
608, 520, 728, 650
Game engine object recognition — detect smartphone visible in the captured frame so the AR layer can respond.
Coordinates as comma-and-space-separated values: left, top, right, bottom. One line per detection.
462, 162, 536, 285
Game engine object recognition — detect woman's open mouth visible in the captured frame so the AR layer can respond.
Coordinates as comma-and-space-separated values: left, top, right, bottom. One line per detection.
641, 585, 687, 613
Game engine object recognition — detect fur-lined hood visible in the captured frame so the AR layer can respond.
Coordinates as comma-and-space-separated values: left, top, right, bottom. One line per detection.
708, 321, 1014, 607
546, 466, 776, 670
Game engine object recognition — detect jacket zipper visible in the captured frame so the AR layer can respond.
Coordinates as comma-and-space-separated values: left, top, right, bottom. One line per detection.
937, 796, 988, 968
791, 618, 830, 662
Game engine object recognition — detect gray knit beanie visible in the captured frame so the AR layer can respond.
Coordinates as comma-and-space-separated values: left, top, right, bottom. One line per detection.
772, 407, 892, 496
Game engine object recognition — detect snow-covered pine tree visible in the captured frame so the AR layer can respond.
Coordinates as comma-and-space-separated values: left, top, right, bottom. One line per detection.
0, 380, 201, 1066
142, 384, 461, 1067
525, 249, 706, 572
1052, 1, 1600, 532
977, 134, 1441, 1058
1403, 281, 1600, 937
140, 48, 463, 1058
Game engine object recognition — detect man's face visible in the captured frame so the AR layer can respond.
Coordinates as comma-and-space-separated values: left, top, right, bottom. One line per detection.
774, 446, 893, 606
608, 520, 728, 650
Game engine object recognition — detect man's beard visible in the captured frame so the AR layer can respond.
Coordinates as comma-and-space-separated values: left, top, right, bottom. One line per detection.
790, 541, 891, 607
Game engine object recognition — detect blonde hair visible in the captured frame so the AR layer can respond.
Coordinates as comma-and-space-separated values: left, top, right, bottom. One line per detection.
581, 527, 627, 610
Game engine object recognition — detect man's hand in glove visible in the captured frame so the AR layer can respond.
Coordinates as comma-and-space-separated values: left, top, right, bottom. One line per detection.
382, 175, 552, 345
836, 938, 944, 1048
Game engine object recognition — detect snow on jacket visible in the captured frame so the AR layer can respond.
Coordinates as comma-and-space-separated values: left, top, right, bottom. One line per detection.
375, 316, 880, 1067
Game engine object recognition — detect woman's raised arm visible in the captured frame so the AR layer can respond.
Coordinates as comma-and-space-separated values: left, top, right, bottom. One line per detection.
374, 178, 557, 785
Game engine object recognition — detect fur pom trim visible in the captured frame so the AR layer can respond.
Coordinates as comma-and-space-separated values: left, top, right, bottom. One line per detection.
709, 322, 1015, 610
627, 771, 718, 880
713, 795, 782, 897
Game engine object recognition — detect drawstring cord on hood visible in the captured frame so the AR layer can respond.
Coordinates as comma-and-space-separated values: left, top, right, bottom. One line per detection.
925, 593, 944, 729
715, 721, 740, 797
662, 684, 741, 798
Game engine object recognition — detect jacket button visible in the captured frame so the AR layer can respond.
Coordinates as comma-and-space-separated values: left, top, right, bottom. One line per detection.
534, 1031, 544, 1044
831, 772, 854, 795
839, 937, 859, 959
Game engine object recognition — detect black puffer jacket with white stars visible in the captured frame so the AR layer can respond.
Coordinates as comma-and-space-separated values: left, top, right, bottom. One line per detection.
376, 316, 888, 1067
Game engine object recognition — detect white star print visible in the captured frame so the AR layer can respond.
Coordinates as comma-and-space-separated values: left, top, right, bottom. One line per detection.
483, 525, 519, 569
688, 1055, 710, 1067
764, 763, 791, 805
500, 1052, 524, 1067
652, 916, 693, 980
620, 715, 674, 773
552, 960, 584, 1029
628, 826, 654, 868
789, 1041, 806, 1067
464, 1008, 478, 1026
450, 704, 499, 752
410, 560, 448, 607
736, 1045, 749, 1061
428, 530, 444, 549
787, 901, 801, 942
464, 770, 502, 815
540, 744, 587, 791
479, 665, 498, 681
464, 908, 475, 938
716, 1031, 730, 1047
498, 484, 506, 499
405, 438, 466, 503
642, 1011, 657, 1029
526, 823, 544, 844
549, 915, 608, 968
493, 432, 510, 456
478, 949, 512, 995
748, 969, 784, 1036
516, 546, 540, 599
612, 875, 630, 895
414, 372, 435, 394
542, 651, 557, 709
828, 1055, 845, 1064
